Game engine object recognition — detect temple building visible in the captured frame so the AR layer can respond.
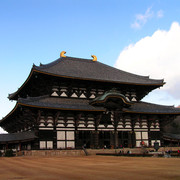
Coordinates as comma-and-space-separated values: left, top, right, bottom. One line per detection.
1, 51, 180, 151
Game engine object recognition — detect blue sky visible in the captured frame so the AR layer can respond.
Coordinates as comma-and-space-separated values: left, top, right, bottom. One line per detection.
1, 0, 180, 133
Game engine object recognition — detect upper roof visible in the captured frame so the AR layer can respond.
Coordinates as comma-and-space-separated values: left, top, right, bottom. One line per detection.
33, 56, 164, 86
9, 55, 165, 100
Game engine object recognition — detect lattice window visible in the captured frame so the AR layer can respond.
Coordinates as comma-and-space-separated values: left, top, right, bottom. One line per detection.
57, 131, 75, 149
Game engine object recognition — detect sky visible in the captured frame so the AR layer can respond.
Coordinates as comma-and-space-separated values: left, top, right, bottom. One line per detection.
1, 0, 180, 133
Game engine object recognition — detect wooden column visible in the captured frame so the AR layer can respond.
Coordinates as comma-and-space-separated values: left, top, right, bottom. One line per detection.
6, 143, 8, 150
130, 115, 137, 148
158, 115, 165, 147
53, 111, 60, 150
19, 142, 21, 151
33, 110, 41, 150
147, 116, 152, 147
94, 114, 102, 148
75, 113, 81, 148
114, 111, 121, 148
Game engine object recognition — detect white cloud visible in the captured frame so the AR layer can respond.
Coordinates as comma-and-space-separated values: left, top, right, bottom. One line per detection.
115, 22, 180, 106
131, 7, 154, 29
157, 10, 164, 18
131, 7, 164, 29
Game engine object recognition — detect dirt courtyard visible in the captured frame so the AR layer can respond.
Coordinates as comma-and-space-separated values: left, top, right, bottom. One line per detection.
0, 156, 180, 180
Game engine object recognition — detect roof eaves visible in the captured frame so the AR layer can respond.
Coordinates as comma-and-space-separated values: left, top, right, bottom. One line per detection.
18, 102, 105, 112
0, 103, 19, 125
33, 69, 164, 86
123, 109, 180, 115
8, 68, 35, 100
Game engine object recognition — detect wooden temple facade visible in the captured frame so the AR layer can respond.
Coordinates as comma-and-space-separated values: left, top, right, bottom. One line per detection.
1, 52, 180, 151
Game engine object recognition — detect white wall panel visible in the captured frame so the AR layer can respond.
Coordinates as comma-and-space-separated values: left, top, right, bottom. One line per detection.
135, 132, 141, 140
40, 141, 46, 149
47, 141, 53, 149
67, 141, 75, 148
67, 131, 74, 140
57, 131, 65, 140
142, 132, 148, 140
136, 141, 141, 147
57, 141, 65, 149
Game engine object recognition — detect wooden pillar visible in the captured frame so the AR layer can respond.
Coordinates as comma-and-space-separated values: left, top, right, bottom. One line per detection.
19, 142, 21, 151
6, 143, 8, 150
33, 110, 41, 150
158, 115, 166, 147
147, 116, 152, 147
128, 132, 132, 148
114, 131, 118, 148
130, 115, 137, 148
75, 131, 80, 148
90, 131, 94, 148
113, 111, 120, 149
75, 113, 81, 148
93, 131, 99, 149
110, 132, 114, 148
53, 111, 60, 150
95, 114, 102, 149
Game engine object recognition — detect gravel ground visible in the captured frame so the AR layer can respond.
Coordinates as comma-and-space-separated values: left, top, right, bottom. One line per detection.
0, 156, 180, 180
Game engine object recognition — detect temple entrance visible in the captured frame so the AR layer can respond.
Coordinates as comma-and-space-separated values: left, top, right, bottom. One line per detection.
118, 131, 129, 148
99, 131, 113, 148
77, 131, 91, 148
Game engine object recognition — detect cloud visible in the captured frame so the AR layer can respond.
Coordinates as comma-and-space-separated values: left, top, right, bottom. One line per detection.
157, 10, 164, 18
131, 7, 154, 29
131, 7, 164, 29
115, 22, 180, 105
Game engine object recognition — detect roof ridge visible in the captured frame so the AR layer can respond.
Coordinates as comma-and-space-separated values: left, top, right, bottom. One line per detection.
34, 56, 95, 69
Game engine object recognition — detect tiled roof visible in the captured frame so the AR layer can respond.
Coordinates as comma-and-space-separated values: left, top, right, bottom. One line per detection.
90, 89, 132, 109
18, 96, 105, 111
163, 133, 180, 140
33, 56, 164, 85
124, 101, 180, 114
0, 131, 37, 143
18, 96, 180, 114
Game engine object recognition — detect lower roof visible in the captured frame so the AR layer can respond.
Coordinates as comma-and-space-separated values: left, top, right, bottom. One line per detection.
0, 131, 37, 143
18, 96, 180, 114
163, 133, 180, 141
18, 95, 105, 111
1, 96, 180, 127
124, 102, 180, 114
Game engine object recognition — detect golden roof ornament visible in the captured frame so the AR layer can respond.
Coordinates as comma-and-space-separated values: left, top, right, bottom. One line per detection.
91, 55, 97, 61
60, 51, 66, 57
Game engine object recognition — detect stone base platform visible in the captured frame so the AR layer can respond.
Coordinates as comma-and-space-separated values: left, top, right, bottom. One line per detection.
16, 147, 180, 157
